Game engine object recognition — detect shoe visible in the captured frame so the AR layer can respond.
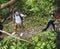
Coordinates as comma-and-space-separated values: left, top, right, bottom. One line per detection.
12, 32, 16, 35
20, 33, 23, 37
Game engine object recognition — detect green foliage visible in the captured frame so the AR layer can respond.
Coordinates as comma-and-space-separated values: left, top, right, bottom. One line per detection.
3, 22, 13, 33
0, 0, 8, 4
0, 0, 56, 21
0, 0, 58, 49
0, 31, 57, 49
31, 31, 57, 49
22, 0, 55, 16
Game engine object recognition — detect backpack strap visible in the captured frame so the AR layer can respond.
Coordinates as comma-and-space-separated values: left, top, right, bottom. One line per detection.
19, 14, 23, 20
13, 15, 15, 20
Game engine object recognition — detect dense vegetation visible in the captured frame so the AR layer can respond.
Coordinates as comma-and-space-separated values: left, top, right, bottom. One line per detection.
0, 31, 57, 49
0, 0, 60, 49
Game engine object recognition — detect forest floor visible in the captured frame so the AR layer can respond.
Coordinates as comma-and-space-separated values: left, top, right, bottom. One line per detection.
2, 26, 43, 39
2, 25, 53, 40
1, 16, 53, 40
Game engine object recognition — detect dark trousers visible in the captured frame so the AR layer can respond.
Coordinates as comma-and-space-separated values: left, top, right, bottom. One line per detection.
42, 23, 55, 31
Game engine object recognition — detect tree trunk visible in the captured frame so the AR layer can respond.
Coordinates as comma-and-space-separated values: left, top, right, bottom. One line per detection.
0, 0, 16, 10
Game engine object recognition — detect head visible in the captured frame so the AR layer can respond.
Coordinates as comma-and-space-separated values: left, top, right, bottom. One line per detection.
15, 11, 19, 16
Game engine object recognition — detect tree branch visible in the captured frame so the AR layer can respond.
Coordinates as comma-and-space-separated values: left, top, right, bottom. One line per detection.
1, 2, 18, 23
0, 30, 34, 45
0, 0, 16, 10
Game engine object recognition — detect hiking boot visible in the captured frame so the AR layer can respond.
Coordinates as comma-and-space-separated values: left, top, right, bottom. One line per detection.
12, 32, 16, 35
20, 33, 24, 37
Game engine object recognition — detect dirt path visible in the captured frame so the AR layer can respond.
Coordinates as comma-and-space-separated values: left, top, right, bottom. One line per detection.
13, 26, 43, 40
2, 26, 43, 40
2, 24, 59, 40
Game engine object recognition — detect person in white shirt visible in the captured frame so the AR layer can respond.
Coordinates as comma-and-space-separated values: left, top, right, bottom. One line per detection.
12, 11, 26, 36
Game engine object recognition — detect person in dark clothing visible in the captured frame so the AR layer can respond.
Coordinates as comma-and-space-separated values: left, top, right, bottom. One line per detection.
42, 17, 55, 31
0, 22, 3, 40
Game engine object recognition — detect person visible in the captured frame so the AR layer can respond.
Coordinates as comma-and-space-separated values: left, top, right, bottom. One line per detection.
52, 7, 60, 19
12, 11, 27, 36
0, 22, 3, 40
42, 17, 56, 32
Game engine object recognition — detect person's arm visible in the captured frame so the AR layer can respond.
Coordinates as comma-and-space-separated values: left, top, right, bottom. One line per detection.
20, 14, 27, 17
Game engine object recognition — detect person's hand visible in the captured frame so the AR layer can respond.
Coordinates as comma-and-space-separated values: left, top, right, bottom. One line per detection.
24, 15, 27, 17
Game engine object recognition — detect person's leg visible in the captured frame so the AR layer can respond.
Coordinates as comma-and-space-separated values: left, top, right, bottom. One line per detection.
0, 25, 3, 30
14, 24, 17, 32
21, 21, 24, 28
19, 23, 24, 32
52, 23, 55, 31
0, 32, 3, 40
0, 23, 3, 40
19, 23, 24, 36
42, 23, 50, 31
